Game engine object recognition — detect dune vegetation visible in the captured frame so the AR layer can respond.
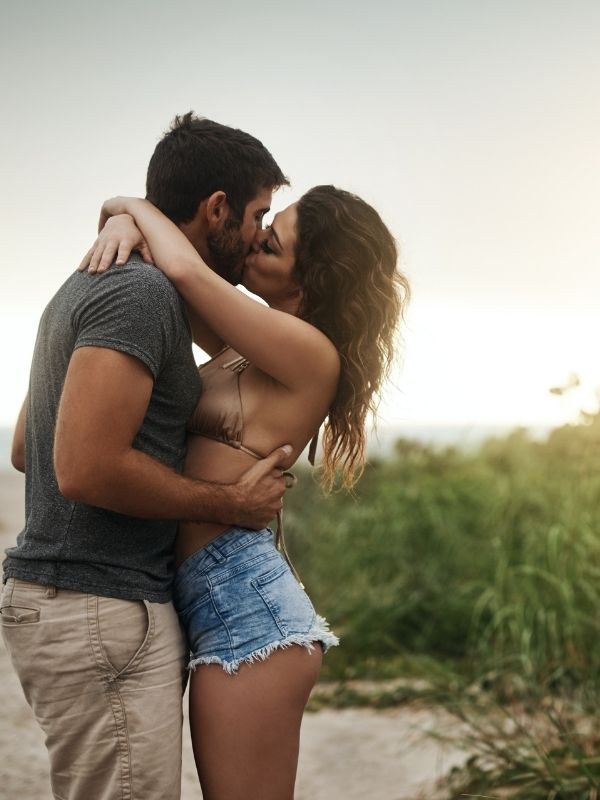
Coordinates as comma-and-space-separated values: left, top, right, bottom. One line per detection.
285, 410, 600, 798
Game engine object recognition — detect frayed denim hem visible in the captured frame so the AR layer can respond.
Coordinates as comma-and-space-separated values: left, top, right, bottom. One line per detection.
187, 614, 340, 675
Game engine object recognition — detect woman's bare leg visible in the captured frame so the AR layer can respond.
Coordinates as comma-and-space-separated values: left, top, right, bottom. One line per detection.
189, 645, 323, 800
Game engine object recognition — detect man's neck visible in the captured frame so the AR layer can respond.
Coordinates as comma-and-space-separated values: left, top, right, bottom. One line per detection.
178, 219, 213, 269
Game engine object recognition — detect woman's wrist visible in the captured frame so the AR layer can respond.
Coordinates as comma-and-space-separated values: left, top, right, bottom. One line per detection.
101, 195, 142, 220
116, 196, 142, 217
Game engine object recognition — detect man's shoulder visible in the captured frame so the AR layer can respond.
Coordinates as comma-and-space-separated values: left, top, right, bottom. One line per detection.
83, 257, 184, 317
54, 258, 176, 302
46, 260, 187, 340
103, 255, 178, 294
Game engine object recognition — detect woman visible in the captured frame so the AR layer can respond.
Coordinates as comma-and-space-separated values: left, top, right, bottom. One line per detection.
82, 186, 408, 799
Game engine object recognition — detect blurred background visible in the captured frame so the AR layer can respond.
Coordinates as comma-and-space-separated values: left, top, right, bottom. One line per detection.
1, 0, 599, 442
1, 1, 599, 797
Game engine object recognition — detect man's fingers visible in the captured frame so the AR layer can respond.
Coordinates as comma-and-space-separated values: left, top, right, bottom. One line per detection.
252, 445, 293, 477
240, 445, 292, 484
283, 471, 297, 489
234, 445, 293, 529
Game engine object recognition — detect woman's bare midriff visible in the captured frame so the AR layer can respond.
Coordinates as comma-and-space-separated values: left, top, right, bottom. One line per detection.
175, 434, 269, 568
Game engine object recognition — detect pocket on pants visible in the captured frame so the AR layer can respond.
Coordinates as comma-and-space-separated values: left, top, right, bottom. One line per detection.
0, 579, 41, 626
92, 596, 154, 676
0, 606, 40, 625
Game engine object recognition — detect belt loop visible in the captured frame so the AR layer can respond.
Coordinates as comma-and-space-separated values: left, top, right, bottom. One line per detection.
45, 585, 57, 598
204, 542, 227, 564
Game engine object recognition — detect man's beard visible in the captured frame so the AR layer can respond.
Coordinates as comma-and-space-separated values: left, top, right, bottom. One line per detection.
206, 217, 246, 285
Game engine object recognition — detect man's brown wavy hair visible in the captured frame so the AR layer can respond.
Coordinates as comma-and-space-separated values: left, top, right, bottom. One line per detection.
294, 185, 409, 491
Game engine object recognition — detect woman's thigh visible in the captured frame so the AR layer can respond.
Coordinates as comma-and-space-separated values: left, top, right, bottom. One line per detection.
189, 645, 322, 800
174, 529, 336, 797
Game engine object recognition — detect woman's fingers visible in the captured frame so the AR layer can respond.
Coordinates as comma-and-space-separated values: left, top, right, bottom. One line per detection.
87, 243, 103, 273
89, 242, 113, 273
96, 240, 120, 273
78, 242, 97, 272
80, 209, 150, 275
138, 242, 154, 265
115, 240, 133, 267
80, 236, 147, 275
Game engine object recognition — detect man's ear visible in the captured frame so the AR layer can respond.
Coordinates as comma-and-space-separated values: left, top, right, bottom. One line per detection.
205, 191, 229, 231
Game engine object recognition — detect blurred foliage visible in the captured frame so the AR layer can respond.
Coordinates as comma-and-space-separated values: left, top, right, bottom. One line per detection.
286, 399, 600, 797
284, 411, 600, 691
439, 692, 600, 799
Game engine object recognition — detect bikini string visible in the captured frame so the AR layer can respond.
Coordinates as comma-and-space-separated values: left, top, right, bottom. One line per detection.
275, 509, 305, 589
275, 428, 319, 588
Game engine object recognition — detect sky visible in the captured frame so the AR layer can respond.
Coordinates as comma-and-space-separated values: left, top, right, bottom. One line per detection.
1, 0, 599, 431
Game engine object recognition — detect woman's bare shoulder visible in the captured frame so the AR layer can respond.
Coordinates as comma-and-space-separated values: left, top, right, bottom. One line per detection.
287, 316, 341, 383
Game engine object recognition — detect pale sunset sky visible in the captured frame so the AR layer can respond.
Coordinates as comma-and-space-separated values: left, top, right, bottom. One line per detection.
1, 0, 599, 432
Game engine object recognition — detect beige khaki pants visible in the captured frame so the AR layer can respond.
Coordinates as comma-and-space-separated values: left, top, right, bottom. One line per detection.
1, 578, 187, 800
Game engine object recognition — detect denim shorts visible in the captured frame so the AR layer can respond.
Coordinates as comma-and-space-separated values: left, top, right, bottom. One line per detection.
172, 526, 339, 674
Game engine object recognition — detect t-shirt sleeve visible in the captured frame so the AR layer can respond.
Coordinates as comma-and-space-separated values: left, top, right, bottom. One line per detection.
72, 267, 182, 380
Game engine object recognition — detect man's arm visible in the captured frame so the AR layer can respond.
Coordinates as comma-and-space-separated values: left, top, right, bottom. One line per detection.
54, 347, 288, 528
11, 397, 27, 473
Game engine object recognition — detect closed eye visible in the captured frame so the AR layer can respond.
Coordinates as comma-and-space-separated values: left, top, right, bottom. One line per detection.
260, 239, 274, 254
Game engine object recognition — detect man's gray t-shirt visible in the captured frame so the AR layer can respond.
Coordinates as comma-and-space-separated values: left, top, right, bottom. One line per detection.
3, 256, 200, 602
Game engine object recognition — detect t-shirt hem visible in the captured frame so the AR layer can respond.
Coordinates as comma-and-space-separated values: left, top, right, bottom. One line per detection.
2, 566, 171, 604
74, 337, 160, 379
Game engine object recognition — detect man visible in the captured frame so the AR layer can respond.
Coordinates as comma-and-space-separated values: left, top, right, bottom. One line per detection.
2, 113, 291, 800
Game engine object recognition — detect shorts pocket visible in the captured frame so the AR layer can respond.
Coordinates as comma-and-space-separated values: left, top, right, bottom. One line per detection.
251, 561, 315, 638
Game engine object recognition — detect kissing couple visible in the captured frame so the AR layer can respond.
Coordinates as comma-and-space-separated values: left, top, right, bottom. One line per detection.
2, 112, 408, 799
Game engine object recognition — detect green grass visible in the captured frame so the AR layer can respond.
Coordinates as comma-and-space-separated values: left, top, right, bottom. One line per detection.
286, 415, 600, 800
438, 691, 600, 799
284, 416, 600, 692
283, 414, 600, 794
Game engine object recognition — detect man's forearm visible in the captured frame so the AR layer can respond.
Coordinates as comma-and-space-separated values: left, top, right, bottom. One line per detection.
58, 447, 238, 524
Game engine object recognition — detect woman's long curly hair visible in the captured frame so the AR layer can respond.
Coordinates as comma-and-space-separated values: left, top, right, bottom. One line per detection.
294, 185, 410, 491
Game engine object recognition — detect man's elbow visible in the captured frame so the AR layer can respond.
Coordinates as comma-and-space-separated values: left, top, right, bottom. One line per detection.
56, 472, 88, 502
55, 462, 87, 501
11, 427, 26, 473
54, 451, 122, 505
55, 457, 99, 503
11, 448, 25, 474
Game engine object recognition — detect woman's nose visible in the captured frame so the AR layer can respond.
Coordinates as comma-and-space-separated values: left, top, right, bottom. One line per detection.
251, 229, 267, 253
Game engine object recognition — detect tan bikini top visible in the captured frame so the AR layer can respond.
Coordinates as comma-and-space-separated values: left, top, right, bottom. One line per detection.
188, 346, 319, 585
188, 346, 262, 458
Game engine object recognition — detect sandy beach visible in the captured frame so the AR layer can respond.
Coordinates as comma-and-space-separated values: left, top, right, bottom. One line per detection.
0, 468, 465, 799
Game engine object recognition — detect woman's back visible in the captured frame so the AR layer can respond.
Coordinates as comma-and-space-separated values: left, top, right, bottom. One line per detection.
176, 344, 336, 564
